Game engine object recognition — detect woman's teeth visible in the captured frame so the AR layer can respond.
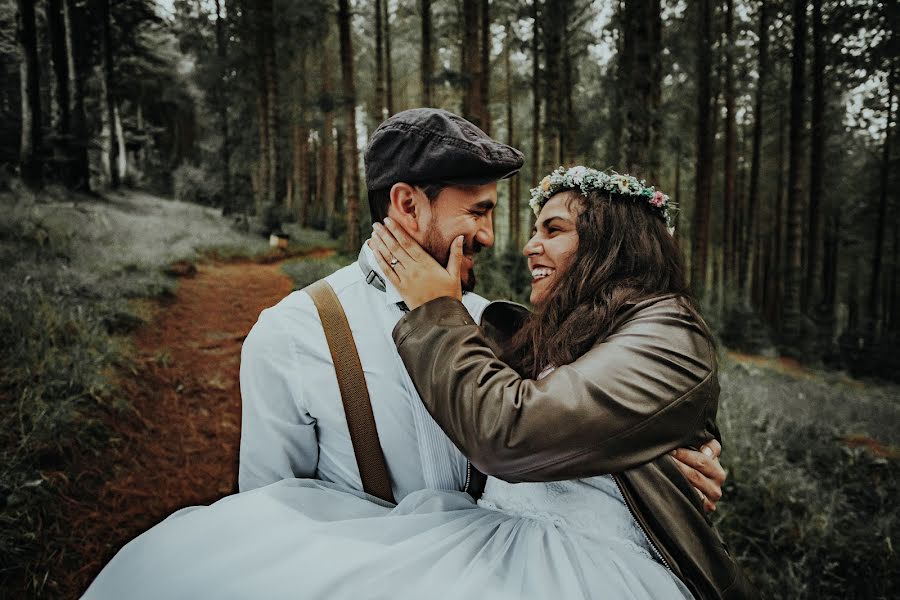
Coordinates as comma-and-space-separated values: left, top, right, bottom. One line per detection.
531, 267, 555, 280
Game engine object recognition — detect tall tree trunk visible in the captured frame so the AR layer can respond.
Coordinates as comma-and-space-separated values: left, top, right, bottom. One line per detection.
889, 215, 899, 332
214, 0, 232, 212
63, 0, 90, 191
868, 66, 894, 333
48, 0, 72, 186
292, 45, 310, 226
264, 1, 278, 208
101, 0, 119, 188
338, 0, 362, 252
806, 0, 826, 311
384, 0, 394, 115
292, 124, 309, 226
561, 32, 576, 165
320, 31, 338, 235
782, 0, 808, 352
722, 0, 737, 293
461, 0, 484, 129
375, 0, 386, 120
505, 21, 520, 250
769, 92, 787, 328
542, 0, 564, 172
16, 0, 43, 188
420, 0, 433, 106
530, 0, 541, 187
621, 0, 662, 178
255, 0, 278, 211
479, 0, 491, 134
822, 208, 840, 318
743, 0, 768, 302
691, 0, 714, 299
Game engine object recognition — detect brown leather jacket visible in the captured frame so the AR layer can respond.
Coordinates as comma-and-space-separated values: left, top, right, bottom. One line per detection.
392, 294, 756, 600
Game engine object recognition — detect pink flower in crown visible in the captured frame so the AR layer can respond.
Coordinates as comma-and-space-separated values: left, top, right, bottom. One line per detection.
650, 190, 666, 208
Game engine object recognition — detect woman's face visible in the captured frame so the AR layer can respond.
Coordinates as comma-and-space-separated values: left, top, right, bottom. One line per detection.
522, 192, 581, 306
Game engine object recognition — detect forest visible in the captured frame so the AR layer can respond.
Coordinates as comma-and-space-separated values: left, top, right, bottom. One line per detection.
0, 0, 898, 598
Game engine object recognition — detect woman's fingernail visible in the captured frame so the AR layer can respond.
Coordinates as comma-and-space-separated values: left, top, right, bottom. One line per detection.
384, 217, 392, 225
702, 447, 714, 457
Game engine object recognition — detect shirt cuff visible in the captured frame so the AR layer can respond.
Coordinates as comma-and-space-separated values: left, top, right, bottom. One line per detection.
392, 296, 473, 347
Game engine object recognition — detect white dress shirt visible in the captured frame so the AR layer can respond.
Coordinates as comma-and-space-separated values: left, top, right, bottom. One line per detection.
238, 244, 490, 501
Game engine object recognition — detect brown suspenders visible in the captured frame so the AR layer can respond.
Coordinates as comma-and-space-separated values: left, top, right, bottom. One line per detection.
304, 280, 396, 504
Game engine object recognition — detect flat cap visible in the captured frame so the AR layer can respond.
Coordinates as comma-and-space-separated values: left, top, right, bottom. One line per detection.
364, 108, 525, 191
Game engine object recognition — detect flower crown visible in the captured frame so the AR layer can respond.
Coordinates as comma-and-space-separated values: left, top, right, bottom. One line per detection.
529, 166, 678, 229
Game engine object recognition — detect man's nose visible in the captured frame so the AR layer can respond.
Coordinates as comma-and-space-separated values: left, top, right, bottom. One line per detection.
475, 217, 494, 248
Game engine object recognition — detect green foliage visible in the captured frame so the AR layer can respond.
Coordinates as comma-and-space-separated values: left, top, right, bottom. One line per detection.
281, 254, 354, 290
715, 356, 900, 599
173, 162, 224, 206
473, 245, 532, 305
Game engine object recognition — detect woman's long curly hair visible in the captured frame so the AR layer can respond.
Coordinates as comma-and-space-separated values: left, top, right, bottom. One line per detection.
508, 188, 711, 378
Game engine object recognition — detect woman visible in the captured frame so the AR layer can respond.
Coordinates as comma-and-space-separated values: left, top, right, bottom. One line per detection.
84, 167, 752, 599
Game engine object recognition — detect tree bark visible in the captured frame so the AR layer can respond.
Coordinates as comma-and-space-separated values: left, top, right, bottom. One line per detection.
100, 0, 119, 188
479, 0, 491, 134
63, 0, 90, 191
461, 0, 484, 129
868, 66, 894, 332
338, 0, 362, 252
743, 0, 768, 302
320, 30, 338, 235
722, 0, 737, 292
420, 0, 433, 106
214, 0, 232, 212
691, 0, 713, 299
621, 0, 662, 177
505, 21, 520, 250
782, 0, 808, 352
530, 0, 541, 187
254, 0, 278, 211
541, 0, 564, 171
375, 0, 386, 120
292, 45, 310, 227
806, 0, 826, 311
16, 0, 43, 188
384, 0, 394, 115
48, 0, 72, 186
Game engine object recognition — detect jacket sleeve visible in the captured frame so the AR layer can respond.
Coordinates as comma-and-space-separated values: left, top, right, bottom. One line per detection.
392, 296, 719, 482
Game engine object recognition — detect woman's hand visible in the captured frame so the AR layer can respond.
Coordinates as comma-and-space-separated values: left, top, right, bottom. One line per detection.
370, 218, 463, 310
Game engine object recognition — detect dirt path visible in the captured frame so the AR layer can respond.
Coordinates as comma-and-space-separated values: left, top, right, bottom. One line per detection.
57, 256, 315, 597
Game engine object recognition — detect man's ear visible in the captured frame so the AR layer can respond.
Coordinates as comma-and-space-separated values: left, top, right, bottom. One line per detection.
388, 183, 425, 233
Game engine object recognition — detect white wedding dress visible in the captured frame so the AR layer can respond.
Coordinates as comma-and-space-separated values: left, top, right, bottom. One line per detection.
83, 471, 693, 599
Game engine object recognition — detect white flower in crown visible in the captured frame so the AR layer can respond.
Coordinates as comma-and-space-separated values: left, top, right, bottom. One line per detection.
569, 165, 588, 186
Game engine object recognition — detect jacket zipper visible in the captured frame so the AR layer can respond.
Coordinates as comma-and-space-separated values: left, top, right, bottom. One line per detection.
463, 460, 472, 493
611, 474, 674, 574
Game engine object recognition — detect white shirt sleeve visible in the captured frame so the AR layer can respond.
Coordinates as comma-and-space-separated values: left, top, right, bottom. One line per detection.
238, 304, 319, 492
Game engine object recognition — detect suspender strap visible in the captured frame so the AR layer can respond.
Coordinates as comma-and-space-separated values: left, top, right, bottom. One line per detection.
305, 280, 396, 504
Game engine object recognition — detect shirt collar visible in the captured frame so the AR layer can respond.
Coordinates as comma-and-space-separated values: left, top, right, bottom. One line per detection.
359, 242, 406, 306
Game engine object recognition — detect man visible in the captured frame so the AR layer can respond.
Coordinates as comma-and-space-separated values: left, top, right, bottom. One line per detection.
238, 108, 725, 506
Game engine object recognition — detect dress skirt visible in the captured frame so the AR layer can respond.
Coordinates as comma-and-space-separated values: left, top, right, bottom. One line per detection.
82, 478, 692, 600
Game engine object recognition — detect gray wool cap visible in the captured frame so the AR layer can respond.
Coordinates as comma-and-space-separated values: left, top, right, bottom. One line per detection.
364, 108, 525, 191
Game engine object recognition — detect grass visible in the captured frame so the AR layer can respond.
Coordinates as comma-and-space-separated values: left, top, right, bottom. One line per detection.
714, 355, 899, 599
0, 185, 340, 596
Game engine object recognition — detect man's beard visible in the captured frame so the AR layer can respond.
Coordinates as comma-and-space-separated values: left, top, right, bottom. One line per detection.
423, 223, 482, 292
